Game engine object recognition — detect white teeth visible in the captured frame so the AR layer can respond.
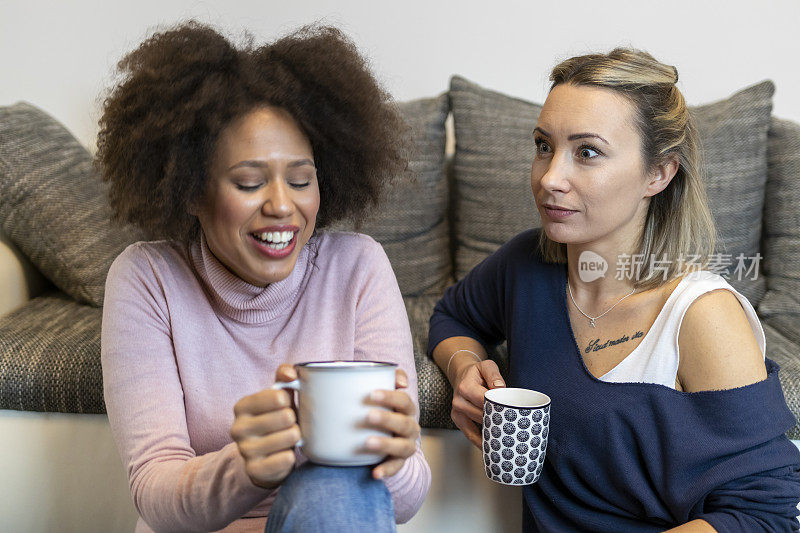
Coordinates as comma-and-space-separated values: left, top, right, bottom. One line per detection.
253, 230, 294, 245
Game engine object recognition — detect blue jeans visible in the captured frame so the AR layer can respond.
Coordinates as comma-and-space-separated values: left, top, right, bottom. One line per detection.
265, 463, 396, 533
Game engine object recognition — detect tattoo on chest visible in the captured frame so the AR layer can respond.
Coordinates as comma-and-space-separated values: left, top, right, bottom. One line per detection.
584, 331, 644, 354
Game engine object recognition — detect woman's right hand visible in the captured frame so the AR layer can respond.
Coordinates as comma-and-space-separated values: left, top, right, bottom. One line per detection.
451, 359, 505, 448
230, 364, 301, 489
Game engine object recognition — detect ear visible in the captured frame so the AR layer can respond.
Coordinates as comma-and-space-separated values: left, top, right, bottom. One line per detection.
644, 154, 679, 198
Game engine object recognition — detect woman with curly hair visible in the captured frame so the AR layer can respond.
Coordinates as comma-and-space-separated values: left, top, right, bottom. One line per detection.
97, 21, 430, 532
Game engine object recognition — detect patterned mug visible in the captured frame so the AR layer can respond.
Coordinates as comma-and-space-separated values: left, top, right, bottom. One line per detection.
482, 387, 551, 485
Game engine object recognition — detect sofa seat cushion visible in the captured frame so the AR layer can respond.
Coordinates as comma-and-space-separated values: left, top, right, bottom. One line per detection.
0, 290, 457, 427
449, 76, 774, 305
0, 292, 103, 413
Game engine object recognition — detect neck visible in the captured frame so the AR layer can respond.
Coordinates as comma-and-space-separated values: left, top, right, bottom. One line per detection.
566, 240, 637, 309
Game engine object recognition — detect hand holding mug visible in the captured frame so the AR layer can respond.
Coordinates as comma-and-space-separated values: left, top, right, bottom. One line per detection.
451, 359, 506, 448
230, 364, 300, 489
364, 368, 421, 480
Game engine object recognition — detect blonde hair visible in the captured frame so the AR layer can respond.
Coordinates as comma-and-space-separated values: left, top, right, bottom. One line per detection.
539, 48, 716, 290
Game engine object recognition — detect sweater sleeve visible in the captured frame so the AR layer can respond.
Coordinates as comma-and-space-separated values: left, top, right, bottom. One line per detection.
694, 464, 800, 532
351, 236, 431, 524
427, 235, 515, 356
101, 245, 272, 533
671, 360, 800, 532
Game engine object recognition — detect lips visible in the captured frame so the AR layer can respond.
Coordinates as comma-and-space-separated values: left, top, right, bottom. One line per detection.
541, 203, 577, 220
247, 224, 301, 259
249, 231, 297, 259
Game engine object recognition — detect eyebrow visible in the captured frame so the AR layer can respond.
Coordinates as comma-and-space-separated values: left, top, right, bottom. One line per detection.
227, 158, 316, 171
533, 127, 609, 145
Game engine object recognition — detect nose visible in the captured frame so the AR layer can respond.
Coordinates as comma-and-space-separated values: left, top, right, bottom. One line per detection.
533, 153, 571, 195
261, 179, 294, 218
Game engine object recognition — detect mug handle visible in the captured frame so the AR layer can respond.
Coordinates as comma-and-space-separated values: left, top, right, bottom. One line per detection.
271, 380, 304, 447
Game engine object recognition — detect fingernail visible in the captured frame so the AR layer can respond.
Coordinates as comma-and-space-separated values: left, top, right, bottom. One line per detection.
366, 436, 380, 450
374, 468, 383, 479
397, 375, 408, 388
493, 380, 505, 388
367, 410, 382, 424
370, 390, 385, 401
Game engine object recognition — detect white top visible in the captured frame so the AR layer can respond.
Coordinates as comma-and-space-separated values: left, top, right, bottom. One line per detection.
598, 271, 766, 388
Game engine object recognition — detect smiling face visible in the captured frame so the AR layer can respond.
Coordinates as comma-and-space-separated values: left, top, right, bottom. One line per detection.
195, 106, 320, 287
531, 83, 667, 250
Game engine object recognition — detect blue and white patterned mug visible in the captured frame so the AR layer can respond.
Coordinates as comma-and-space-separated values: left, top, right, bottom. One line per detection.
482, 388, 551, 485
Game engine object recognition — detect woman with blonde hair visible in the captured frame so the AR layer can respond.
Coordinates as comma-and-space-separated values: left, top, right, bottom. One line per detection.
429, 48, 800, 531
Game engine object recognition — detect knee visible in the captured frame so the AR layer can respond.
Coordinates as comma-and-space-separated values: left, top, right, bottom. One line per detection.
267, 463, 396, 533
281, 462, 379, 498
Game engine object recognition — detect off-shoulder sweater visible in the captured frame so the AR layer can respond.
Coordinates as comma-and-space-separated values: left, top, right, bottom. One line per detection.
429, 229, 800, 532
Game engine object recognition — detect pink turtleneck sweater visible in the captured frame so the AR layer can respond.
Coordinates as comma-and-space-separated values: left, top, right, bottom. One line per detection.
101, 231, 430, 533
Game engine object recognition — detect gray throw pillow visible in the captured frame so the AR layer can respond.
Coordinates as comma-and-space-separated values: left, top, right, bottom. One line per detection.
450, 75, 773, 305
335, 94, 451, 296
0, 102, 144, 307
692, 82, 773, 304
759, 117, 800, 345
449, 76, 542, 282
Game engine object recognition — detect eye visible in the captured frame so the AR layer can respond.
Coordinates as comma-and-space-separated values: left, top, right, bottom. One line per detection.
534, 138, 552, 155
235, 183, 262, 192
577, 145, 601, 160
288, 170, 316, 190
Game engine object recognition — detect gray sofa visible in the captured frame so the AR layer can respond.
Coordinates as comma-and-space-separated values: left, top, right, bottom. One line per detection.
1, 75, 799, 441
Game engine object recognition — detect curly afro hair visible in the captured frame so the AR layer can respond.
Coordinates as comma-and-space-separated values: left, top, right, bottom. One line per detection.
96, 21, 410, 243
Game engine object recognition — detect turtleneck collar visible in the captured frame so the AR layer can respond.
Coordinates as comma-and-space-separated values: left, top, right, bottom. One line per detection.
190, 231, 315, 324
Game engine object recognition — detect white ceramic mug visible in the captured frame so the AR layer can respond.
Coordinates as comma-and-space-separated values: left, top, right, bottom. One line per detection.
272, 361, 397, 466
483, 387, 551, 485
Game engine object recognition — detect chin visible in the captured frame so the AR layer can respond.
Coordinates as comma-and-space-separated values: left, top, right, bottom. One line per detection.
541, 222, 571, 244
257, 267, 294, 286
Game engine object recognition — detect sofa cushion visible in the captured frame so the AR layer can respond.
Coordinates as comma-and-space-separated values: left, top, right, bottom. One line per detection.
404, 294, 456, 429
449, 76, 541, 281
449, 76, 773, 305
763, 323, 800, 439
0, 102, 144, 307
0, 292, 104, 413
692, 82, 773, 304
0, 289, 457, 425
405, 292, 512, 430
335, 94, 451, 296
759, 117, 800, 345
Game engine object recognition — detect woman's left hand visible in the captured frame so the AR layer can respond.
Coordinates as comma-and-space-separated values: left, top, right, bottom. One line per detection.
365, 368, 421, 480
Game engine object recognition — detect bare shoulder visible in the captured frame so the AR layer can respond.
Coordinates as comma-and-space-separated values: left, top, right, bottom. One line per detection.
677, 288, 767, 392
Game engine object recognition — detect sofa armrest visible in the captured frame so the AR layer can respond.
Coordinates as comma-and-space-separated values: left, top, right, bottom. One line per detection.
0, 227, 50, 318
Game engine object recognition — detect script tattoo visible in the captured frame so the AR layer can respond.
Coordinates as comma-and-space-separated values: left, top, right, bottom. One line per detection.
585, 331, 644, 354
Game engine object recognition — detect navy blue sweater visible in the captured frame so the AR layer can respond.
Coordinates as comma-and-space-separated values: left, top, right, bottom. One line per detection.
428, 230, 800, 532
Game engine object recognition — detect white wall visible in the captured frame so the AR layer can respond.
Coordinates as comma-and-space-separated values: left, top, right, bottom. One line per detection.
2, 0, 799, 151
